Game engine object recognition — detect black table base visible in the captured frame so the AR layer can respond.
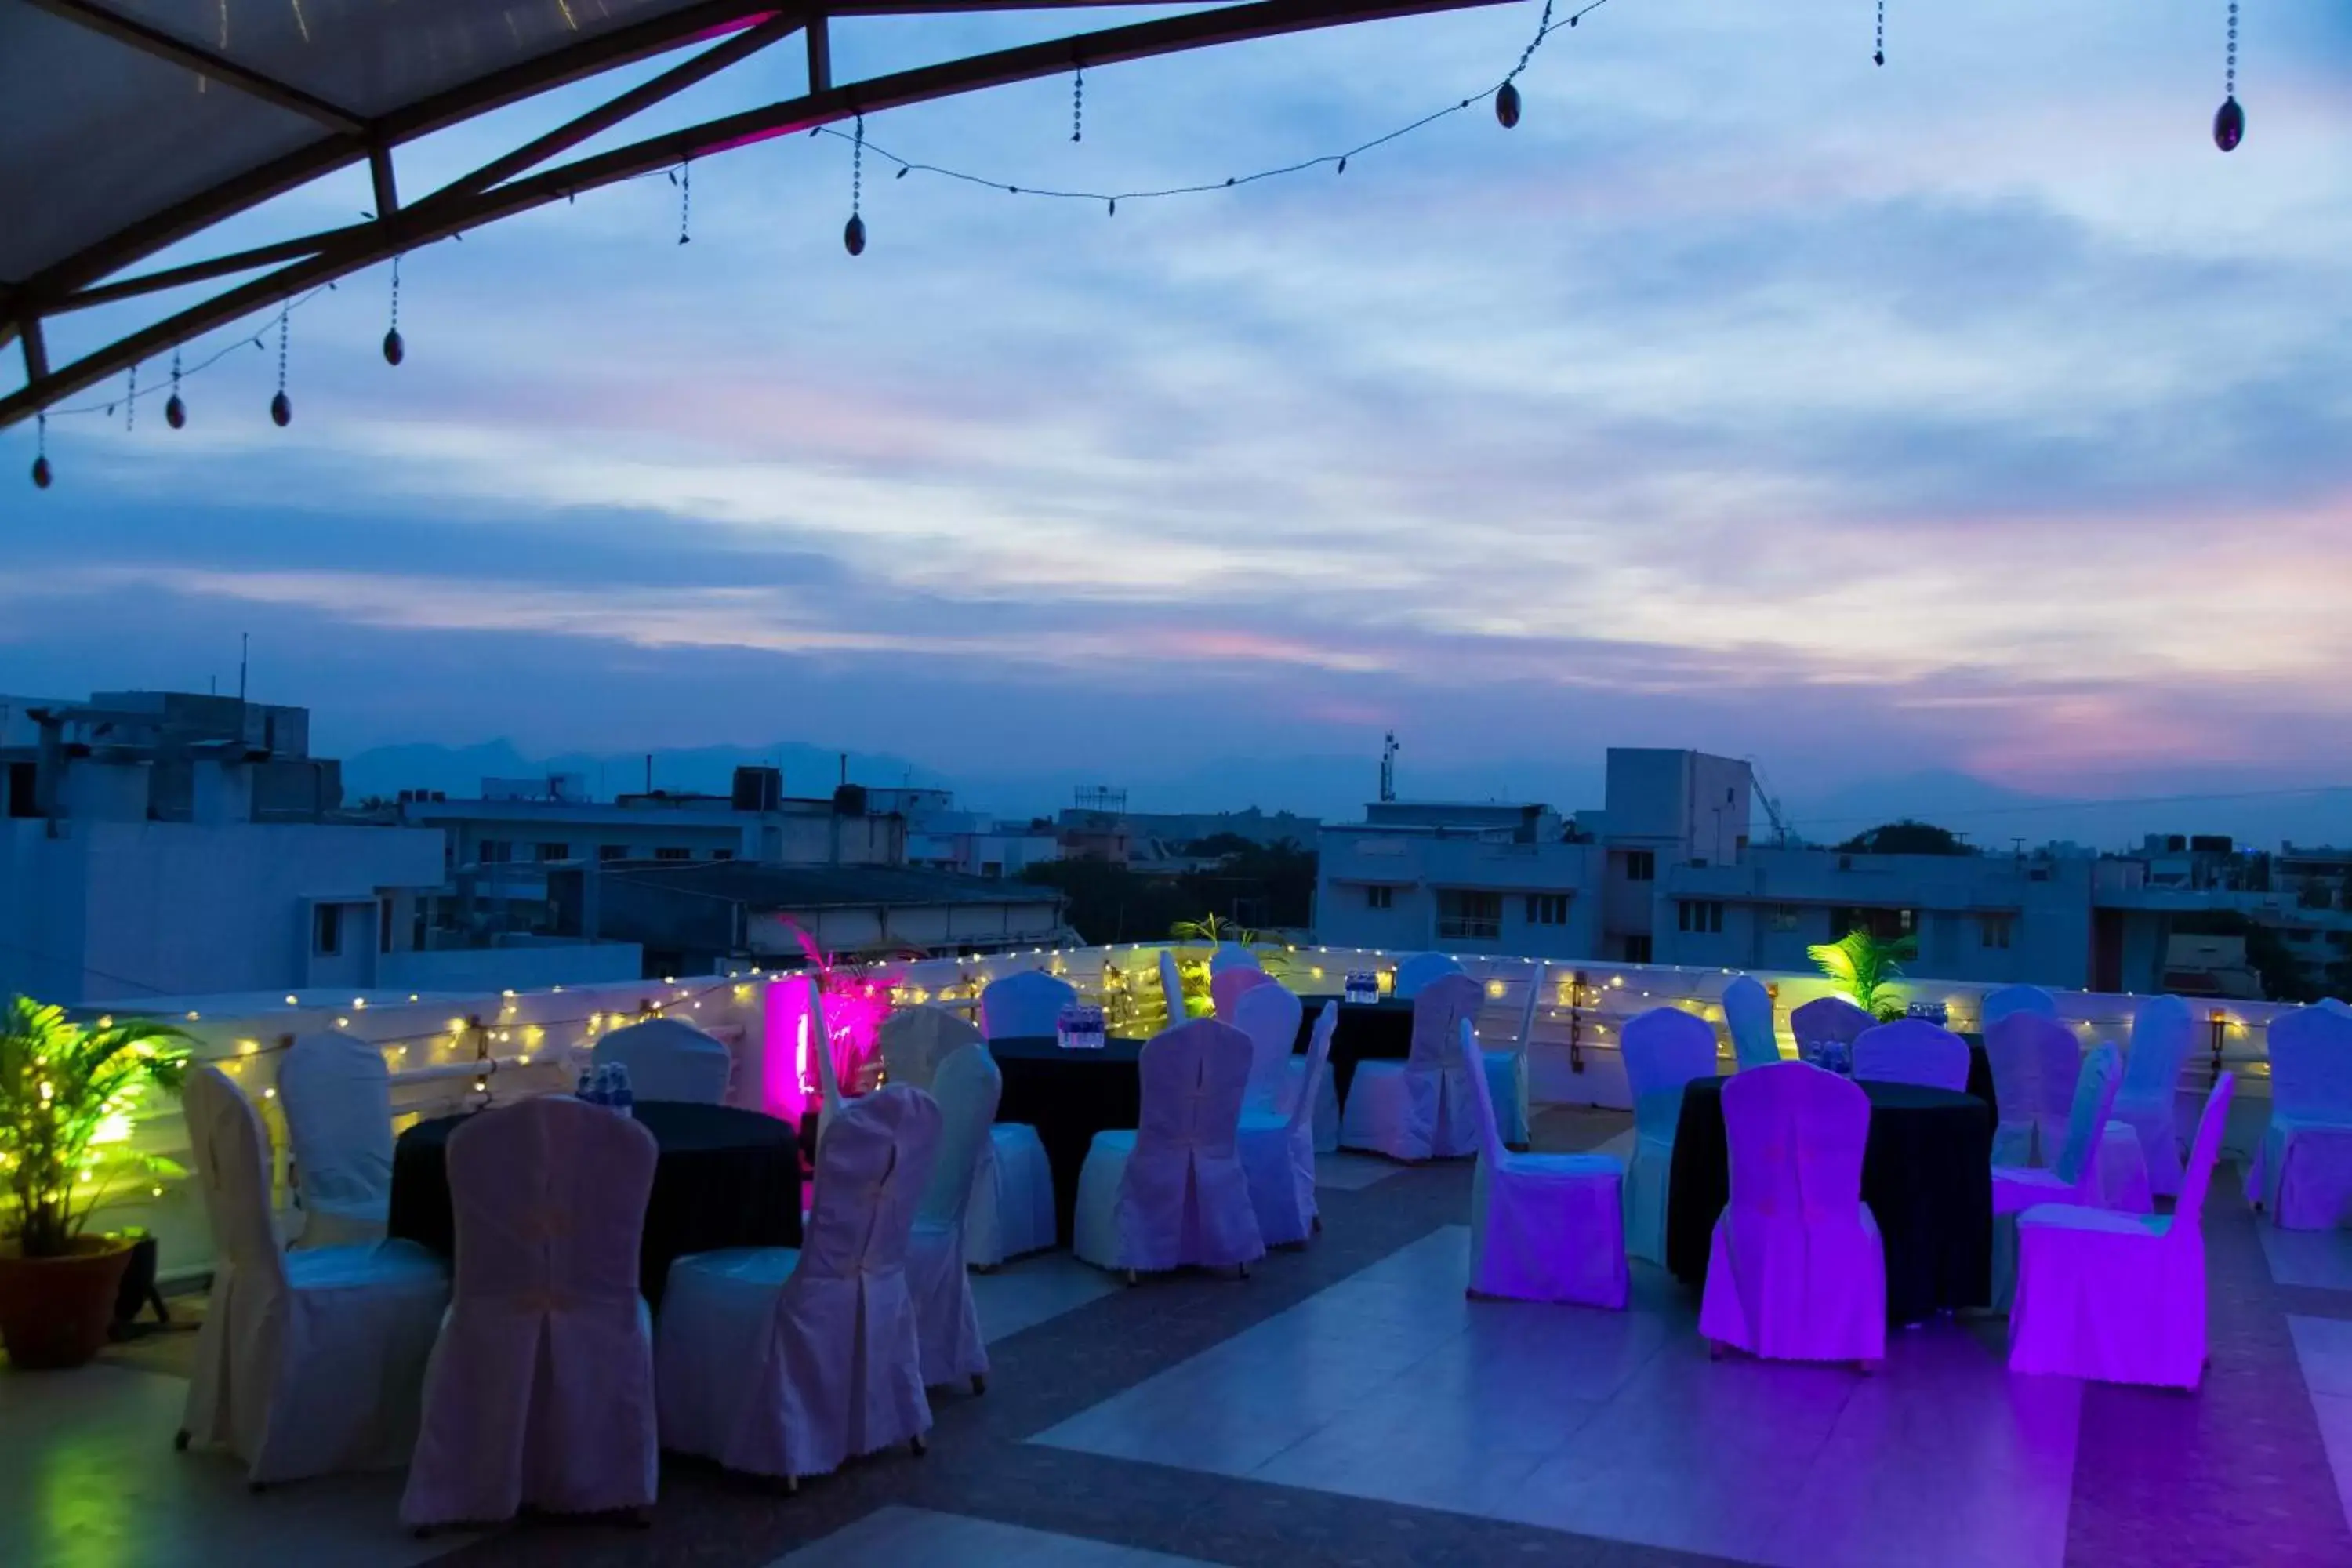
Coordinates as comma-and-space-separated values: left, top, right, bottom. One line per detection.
1287, 996, 1416, 1105
1665, 1076, 1994, 1324
989, 1035, 1148, 1245
388, 1100, 801, 1308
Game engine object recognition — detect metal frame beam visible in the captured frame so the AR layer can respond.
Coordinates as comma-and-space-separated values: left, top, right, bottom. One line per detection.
2, 0, 1510, 429
22, 0, 366, 134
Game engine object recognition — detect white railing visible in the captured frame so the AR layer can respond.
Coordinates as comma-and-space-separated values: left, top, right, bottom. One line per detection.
93, 945, 2287, 1283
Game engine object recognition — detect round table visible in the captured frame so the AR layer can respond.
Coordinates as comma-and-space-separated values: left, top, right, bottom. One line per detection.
989, 1035, 1148, 1244
1287, 996, 1415, 1103
387, 1100, 801, 1308
1664, 1076, 1994, 1324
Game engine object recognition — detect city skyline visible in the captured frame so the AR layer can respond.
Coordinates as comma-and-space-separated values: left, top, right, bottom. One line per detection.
7, 2, 2351, 822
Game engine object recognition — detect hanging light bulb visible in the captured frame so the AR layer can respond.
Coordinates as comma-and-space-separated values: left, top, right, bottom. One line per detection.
2214, 1, 2243, 151
165, 347, 185, 427
383, 328, 405, 365
270, 305, 292, 426
31, 454, 51, 489
1495, 81, 1521, 129
31, 412, 50, 488
844, 212, 866, 255
270, 390, 292, 426
843, 114, 867, 256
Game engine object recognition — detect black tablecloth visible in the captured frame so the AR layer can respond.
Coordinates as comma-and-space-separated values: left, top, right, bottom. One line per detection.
1287, 996, 1416, 1104
990, 1035, 1149, 1245
1664, 1077, 1994, 1323
387, 1100, 801, 1308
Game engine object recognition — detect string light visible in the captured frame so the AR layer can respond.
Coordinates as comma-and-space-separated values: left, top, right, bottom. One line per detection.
1875, 0, 1885, 67
165, 349, 186, 427
2214, 1, 2243, 151
673, 159, 691, 245
1072, 64, 1085, 143
31, 412, 49, 489
124, 362, 137, 432
270, 306, 292, 426
844, 114, 867, 256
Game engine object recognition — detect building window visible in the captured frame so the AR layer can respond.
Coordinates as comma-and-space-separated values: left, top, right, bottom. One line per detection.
597, 845, 628, 862
1624, 851, 1655, 882
1525, 893, 1568, 925
1624, 934, 1653, 964
379, 896, 394, 954
1678, 900, 1724, 934
1980, 914, 2013, 949
655, 847, 691, 862
1768, 904, 1800, 932
1367, 884, 1394, 910
980, 860, 1002, 878
712, 848, 735, 861
1436, 890, 1503, 942
314, 903, 342, 956
535, 842, 571, 862
477, 840, 513, 864
1829, 906, 1915, 940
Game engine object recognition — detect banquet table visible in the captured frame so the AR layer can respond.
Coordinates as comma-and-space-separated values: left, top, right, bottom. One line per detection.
1286, 996, 1416, 1104
1664, 1076, 1995, 1324
990, 1033, 1150, 1244
387, 1100, 801, 1308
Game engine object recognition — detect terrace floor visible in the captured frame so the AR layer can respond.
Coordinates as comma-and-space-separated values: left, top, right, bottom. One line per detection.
7, 1109, 2352, 1568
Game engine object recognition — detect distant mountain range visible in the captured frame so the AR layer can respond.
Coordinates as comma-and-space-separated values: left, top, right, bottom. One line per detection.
339, 743, 2352, 854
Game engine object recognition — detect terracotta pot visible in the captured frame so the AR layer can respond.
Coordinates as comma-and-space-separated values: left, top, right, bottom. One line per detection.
0, 1236, 135, 1370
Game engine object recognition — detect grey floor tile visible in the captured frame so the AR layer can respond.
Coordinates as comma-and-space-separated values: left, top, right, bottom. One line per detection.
1314, 1153, 1404, 1191
974, 1252, 1123, 1344
2290, 1315, 2352, 1398
768, 1506, 1218, 1566
2259, 1222, 2352, 1291
2313, 1394, 2352, 1534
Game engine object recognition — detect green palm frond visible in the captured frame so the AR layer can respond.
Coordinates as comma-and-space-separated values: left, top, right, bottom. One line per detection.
1807, 929, 1918, 1019
1, 997, 193, 1257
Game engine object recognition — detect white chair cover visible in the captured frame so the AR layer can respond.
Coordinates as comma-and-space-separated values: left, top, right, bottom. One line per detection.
1073, 1019, 1265, 1272
1284, 1039, 1344, 1158
401, 1095, 661, 1527
909, 1045, 1000, 1390
978, 969, 1076, 1040
1463, 1026, 1628, 1308
877, 1004, 984, 1093
1465, 966, 1538, 1150
1231, 981, 1304, 1115
1700, 1062, 1886, 1364
2113, 995, 2194, 1197
178, 1067, 448, 1485
1989, 1044, 2122, 1310
2010, 1075, 2236, 1389
1982, 984, 2059, 1027
2245, 1005, 2352, 1228
1157, 950, 1189, 1025
1722, 975, 1780, 1070
1619, 1006, 1720, 1267
1212, 964, 1276, 1021
1853, 1018, 1971, 1092
657, 1086, 942, 1480
1337, 972, 1484, 1162
1986, 1012, 2062, 1168
593, 1016, 733, 1104
1790, 996, 1874, 1051
1240, 1003, 1338, 1247
278, 1032, 394, 1247
1392, 951, 1465, 999
1209, 942, 1263, 976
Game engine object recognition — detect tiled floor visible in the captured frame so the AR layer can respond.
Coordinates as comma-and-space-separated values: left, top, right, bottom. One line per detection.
5, 1106, 2350, 1568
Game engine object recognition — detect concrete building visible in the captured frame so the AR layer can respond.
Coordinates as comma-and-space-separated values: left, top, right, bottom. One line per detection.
549, 861, 1072, 972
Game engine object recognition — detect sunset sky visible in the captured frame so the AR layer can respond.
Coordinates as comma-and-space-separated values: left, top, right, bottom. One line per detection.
6, 0, 2350, 833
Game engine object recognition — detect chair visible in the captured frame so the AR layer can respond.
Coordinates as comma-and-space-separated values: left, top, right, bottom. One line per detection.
594, 1016, 733, 1104
1471, 966, 1538, 1149
877, 1004, 984, 1093
1158, 950, 1192, 1024
1990, 1044, 2122, 1309
176, 1066, 449, 1485
969, 975, 1069, 1265
1212, 964, 1276, 1021
1073, 1019, 1265, 1275
2245, 1006, 2352, 1229
1240, 1003, 1338, 1247
1619, 1007, 1720, 1267
1790, 996, 1874, 1054
401, 1095, 661, 1529
2113, 996, 2195, 1197
1722, 975, 1780, 1070
1985, 1012, 2065, 1167
909, 1044, 1000, 1392
1392, 952, 1465, 999
1853, 1018, 1971, 1092
278, 1032, 394, 1247
1209, 942, 1262, 977
1463, 1025, 1628, 1308
1231, 980, 1305, 1116
1982, 984, 2059, 1028
1338, 973, 1483, 1162
1700, 1062, 1886, 1367
658, 1087, 942, 1484
2009, 1075, 2236, 1389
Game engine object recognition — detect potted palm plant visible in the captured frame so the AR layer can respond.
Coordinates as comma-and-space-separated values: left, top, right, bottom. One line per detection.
1807, 928, 1918, 1022
0, 998, 191, 1369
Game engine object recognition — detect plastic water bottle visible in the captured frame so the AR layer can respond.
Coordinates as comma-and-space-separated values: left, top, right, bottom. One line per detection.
610, 1062, 634, 1118
575, 1064, 597, 1102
